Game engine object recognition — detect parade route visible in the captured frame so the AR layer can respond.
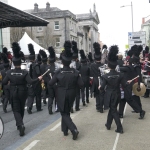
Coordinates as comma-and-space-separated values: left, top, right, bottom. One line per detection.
3, 97, 147, 150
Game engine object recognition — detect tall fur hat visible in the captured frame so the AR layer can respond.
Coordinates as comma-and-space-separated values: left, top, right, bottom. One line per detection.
36, 54, 42, 64
39, 49, 47, 62
2, 47, 8, 55
88, 52, 93, 62
12, 42, 22, 66
93, 42, 101, 61
108, 45, 119, 69
62, 41, 73, 66
48, 46, 56, 63
131, 45, 143, 63
1, 53, 9, 68
72, 41, 78, 59
80, 49, 87, 63
28, 43, 35, 60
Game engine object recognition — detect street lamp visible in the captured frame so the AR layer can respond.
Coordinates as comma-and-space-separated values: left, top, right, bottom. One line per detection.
120, 1, 133, 32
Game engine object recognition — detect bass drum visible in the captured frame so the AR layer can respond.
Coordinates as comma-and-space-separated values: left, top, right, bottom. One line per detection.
0, 116, 4, 139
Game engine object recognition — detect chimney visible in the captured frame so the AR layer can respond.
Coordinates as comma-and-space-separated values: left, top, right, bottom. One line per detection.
34, 3, 38, 12
46, 2, 50, 11
142, 18, 145, 24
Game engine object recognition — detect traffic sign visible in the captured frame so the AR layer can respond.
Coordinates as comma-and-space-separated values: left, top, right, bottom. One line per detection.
128, 31, 146, 48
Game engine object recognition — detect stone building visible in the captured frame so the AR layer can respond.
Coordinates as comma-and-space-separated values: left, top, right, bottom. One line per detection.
24, 2, 100, 54
0, 0, 10, 52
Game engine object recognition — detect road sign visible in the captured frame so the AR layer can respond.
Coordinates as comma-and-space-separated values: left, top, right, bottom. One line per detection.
128, 31, 146, 48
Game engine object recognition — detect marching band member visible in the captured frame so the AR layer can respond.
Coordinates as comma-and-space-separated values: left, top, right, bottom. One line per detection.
39, 50, 48, 104
2, 42, 42, 136
27, 44, 42, 114
1, 53, 11, 113
46, 46, 58, 114
79, 50, 90, 105
70, 41, 81, 112
100, 45, 126, 133
49, 41, 83, 140
90, 42, 104, 113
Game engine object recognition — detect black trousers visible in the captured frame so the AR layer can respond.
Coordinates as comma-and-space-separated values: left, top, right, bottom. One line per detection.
48, 85, 56, 109
96, 91, 104, 110
42, 83, 48, 100
119, 98, 126, 116
12, 91, 27, 127
107, 98, 122, 130
144, 89, 150, 96
61, 94, 77, 132
3, 86, 10, 109
81, 84, 89, 103
75, 86, 80, 110
124, 84, 142, 113
27, 85, 42, 110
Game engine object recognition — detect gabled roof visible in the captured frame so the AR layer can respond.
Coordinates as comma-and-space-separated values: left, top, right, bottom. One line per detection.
0, 1, 49, 28
76, 12, 100, 24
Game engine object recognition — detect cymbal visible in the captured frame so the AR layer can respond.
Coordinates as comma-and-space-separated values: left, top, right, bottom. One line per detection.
132, 83, 146, 96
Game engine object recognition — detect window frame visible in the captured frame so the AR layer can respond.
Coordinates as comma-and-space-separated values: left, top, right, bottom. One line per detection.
54, 21, 60, 30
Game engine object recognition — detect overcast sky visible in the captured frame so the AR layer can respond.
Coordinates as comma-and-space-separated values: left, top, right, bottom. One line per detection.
7, 0, 150, 52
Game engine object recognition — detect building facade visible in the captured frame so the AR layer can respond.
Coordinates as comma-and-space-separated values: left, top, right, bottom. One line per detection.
141, 18, 150, 48
23, 3, 100, 54
0, 0, 11, 52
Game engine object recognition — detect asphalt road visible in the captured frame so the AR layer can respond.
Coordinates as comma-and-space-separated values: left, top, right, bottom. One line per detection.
0, 97, 150, 150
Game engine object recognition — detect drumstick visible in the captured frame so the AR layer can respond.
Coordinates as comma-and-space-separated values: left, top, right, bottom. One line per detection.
41, 69, 50, 77
130, 75, 139, 82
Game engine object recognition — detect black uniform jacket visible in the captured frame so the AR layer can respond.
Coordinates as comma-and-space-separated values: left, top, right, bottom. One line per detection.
2, 68, 39, 99
49, 66, 84, 111
90, 62, 103, 94
100, 70, 126, 109
79, 63, 90, 86
40, 63, 48, 83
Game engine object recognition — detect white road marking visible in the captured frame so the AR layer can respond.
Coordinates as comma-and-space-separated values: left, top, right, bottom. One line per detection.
23, 140, 40, 150
49, 111, 80, 131
112, 103, 127, 150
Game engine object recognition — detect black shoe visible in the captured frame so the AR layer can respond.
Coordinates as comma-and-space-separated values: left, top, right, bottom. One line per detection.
18, 125, 25, 136
3, 107, 7, 113
83, 102, 86, 106
27, 107, 32, 114
115, 129, 123, 134
97, 109, 100, 112
139, 110, 146, 119
64, 131, 68, 136
144, 95, 149, 98
71, 108, 74, 113
43, 99, 47, 104
48, 107, 53, 114
37, 109, 43, 112
72, 129, 79, 140
105, 124, 111, 130
100, 109, 103, 113
119, 115, 123, 118
55, 109, 59, 112
76, 108, 80, 111
86, 99, 89, 103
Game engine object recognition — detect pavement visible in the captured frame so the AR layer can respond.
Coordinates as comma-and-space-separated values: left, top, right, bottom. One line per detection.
1, 97, 148, 150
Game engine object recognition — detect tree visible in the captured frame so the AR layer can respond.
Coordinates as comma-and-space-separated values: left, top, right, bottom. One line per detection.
42, 26, 55, 49
10, 27, 22, 43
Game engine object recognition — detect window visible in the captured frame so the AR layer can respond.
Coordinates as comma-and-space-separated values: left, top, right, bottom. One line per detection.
55, 37, 60, 47
37, 27, 43, 32
38, 38, 43, 45
54, 21, 59, 30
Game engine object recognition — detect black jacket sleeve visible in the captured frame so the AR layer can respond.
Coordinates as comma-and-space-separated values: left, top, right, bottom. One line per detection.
25, 73, 39, 84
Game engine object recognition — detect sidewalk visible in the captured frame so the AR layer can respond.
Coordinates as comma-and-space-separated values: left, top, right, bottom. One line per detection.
16, 97, 150, 150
